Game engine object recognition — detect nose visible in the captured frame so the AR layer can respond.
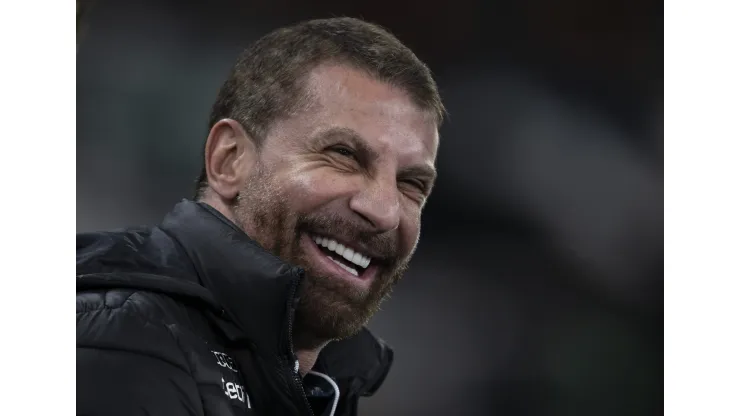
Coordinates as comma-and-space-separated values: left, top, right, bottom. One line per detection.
349, 175, 401, 233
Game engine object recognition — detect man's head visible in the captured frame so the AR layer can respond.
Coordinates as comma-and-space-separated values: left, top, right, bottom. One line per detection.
197, 17, 444, 347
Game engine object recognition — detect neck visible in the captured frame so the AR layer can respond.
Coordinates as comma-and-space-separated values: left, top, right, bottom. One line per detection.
199, 194, 237, 223
294, 331, 330, 377
295, 347, 324, 377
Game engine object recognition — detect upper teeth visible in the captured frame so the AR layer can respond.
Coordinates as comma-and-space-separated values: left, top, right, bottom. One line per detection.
313, 235, 372, 269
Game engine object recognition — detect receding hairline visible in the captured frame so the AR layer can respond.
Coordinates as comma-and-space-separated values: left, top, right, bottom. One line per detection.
264, 60, 444, 132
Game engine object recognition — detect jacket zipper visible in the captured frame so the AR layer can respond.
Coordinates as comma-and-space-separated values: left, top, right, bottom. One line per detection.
287, 269, 314, 416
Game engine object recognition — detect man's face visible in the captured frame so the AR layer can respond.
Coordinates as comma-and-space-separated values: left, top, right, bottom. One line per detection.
232, 64, 439, 342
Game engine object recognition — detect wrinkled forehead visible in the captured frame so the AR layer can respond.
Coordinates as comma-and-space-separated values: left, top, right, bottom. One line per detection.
303, 64, 440, 163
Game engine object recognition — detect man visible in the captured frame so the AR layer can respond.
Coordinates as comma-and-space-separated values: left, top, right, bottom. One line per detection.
77, 17, 444, 416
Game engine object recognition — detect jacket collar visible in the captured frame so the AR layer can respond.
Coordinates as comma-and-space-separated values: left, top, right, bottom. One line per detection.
159, 200, 393, 393
160, 199, 298, 355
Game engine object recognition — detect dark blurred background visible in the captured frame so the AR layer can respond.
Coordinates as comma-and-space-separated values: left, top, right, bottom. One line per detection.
76, 0, 663, 414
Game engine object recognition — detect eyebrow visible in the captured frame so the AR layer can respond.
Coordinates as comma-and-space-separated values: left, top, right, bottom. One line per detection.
399, 165, 437, 186
312, 127, 380, 162
312, 126, 438, 188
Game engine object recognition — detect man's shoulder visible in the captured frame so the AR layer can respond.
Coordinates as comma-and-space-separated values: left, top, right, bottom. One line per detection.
77, 285, 179, 322
77, 285, 221, 372
76, 226, 184, 276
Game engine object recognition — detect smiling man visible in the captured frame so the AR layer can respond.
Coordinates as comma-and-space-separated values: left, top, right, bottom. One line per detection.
77, 17, 444, 416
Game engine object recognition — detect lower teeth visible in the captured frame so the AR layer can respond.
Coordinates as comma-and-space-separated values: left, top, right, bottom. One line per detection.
327, 255, 359, 276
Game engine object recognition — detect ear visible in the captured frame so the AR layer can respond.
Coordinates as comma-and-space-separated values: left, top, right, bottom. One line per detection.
203, 119, 257, 202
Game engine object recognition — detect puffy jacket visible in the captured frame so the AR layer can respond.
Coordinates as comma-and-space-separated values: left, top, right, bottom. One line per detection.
76, 200, 394, 416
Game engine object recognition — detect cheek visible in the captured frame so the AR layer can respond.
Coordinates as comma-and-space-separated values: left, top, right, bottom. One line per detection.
283, 170, 355, 210
399, 210, 423, 255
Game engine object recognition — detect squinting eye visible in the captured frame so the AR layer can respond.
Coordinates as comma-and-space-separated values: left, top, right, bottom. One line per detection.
330, 146, 355, 158
402, 179, 426, 194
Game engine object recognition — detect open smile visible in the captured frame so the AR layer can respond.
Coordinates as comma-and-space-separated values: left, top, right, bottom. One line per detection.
300, 233, 379, 288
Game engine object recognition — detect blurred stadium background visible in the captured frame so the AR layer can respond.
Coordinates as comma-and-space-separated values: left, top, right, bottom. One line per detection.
76, 0, 663, 414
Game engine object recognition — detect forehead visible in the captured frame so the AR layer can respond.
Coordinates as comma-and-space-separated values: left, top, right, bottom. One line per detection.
294, 64, 439, 163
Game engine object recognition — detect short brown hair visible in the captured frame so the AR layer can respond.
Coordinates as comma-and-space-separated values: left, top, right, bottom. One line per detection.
195, 17, 445, 198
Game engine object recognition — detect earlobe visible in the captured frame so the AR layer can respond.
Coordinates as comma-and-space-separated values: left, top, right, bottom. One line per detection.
203, 119, 257, 202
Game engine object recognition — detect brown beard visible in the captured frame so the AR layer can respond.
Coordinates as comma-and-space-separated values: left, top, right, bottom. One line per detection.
232, 165, 409, 348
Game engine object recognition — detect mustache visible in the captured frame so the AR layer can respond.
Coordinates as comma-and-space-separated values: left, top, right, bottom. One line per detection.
297, 212, 400, 263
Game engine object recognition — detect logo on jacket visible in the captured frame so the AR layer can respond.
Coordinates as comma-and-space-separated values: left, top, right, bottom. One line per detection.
222, 376, 251, 408
212, 350, 238, 372
212, 350, 252, 409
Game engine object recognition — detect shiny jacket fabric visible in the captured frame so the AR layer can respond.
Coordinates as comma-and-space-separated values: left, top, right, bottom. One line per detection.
76, 200, 393, 416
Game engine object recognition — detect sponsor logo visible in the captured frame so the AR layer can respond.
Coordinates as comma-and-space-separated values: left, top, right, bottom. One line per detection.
222, 377, 251, 408
212, 350, 251, 409
212, 350, 238, 373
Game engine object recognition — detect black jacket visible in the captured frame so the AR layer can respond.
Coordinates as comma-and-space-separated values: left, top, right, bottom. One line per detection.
76, 200, 393, 416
